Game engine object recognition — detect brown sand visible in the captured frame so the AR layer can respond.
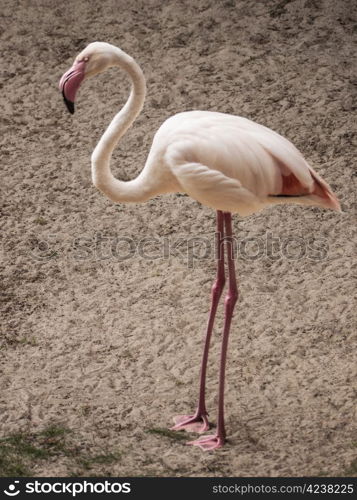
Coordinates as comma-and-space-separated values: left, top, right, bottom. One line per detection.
1, 0, 356, 477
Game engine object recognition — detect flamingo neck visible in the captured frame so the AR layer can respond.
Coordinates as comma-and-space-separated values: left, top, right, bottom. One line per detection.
91, 49, 151, 203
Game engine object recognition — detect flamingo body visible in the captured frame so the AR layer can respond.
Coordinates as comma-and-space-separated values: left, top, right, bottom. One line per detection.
148, 110, 340, 216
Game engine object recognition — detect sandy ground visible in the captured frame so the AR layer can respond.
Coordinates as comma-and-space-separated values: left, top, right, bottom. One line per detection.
1, 0, 356, 477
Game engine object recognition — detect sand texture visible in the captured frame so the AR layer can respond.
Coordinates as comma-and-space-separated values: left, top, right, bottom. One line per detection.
1, 0, 356, 477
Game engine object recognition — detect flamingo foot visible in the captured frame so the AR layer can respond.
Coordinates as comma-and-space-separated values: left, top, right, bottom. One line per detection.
187, 434, 225, 451
171, 413, 210, 433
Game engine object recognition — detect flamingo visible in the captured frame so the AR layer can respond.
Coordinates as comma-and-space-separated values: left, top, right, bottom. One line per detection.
59, 42, 341, 451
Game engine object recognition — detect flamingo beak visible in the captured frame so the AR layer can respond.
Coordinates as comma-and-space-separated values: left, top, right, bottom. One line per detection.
59, 60, 86, 114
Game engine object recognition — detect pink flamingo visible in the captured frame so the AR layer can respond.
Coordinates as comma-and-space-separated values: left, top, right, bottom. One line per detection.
59, 42, 341, 451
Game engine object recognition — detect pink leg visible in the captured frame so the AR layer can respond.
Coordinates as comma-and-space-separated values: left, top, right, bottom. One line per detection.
171, 211, 226, 433
189, 212, 238, 450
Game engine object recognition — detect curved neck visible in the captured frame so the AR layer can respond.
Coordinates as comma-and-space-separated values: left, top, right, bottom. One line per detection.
91, 50, 150, 202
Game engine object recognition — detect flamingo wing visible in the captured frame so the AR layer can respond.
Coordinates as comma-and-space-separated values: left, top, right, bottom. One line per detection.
167, 155, 264, 215
161, 112, 340, 213
249, 127, 340, 210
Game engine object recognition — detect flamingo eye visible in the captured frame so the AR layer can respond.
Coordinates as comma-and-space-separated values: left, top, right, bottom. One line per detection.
83, 56, 89, 62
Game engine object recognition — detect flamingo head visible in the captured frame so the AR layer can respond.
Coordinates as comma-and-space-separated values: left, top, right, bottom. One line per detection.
59, 42, 118, 114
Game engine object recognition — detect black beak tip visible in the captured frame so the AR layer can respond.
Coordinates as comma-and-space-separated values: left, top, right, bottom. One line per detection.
62, 91, 75, 115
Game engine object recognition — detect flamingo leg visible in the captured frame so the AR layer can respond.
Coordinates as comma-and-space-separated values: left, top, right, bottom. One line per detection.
171, 210, 226, 433
188, 212, 238, 450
